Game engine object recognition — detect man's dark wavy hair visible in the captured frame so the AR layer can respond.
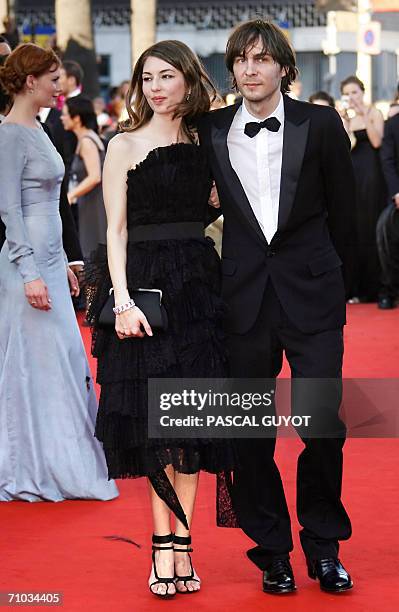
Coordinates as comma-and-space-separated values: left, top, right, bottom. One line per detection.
225, 19, 298, 94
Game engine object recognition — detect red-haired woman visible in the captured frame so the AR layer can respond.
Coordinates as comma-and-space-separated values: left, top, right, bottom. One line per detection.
0, 44, 118, 503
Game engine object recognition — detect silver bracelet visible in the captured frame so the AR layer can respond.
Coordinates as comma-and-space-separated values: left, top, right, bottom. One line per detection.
113, 299, 136, 315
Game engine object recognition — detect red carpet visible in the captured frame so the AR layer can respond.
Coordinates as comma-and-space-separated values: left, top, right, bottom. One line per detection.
1, 304, 398, 611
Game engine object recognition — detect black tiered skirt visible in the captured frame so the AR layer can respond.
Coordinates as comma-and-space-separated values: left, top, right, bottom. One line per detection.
87, 236, 237, 527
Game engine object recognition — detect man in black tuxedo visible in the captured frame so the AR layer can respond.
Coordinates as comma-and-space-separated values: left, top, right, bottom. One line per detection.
199, 20, 354, 594
377, 113, 399, 308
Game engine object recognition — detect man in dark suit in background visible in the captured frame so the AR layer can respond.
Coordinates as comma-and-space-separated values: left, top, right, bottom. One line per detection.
58, 60, 83, 171
199, 19, 355, 595
38, 104, 65, 156
38, 60, 86, 274
377, 111, 399, 308
55, 60, 85, 264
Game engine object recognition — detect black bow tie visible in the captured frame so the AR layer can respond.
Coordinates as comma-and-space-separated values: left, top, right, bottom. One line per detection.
244, 116, 281, 138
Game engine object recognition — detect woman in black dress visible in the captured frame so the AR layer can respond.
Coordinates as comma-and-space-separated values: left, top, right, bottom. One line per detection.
88, 41, 235, 598
340, 75, 386, 302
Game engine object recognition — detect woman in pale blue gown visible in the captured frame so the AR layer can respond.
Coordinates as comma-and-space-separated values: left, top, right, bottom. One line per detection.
0, 43, 118, 502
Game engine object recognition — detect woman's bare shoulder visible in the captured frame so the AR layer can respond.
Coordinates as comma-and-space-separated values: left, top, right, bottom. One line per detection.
107, 130, 151, 159
370, 105, 383, 120
108, 129, 162, 169
105, 132, 141, 171
107, 131, 137, 152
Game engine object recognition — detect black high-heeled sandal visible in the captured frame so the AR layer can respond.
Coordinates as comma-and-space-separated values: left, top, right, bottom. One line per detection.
173, 534, 201, 594
148, 533, 176, 599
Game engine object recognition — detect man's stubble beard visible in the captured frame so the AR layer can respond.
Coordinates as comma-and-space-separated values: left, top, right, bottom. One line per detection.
237, 83, 281, 105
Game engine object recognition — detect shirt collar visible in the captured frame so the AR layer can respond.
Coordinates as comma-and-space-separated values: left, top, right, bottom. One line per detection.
67, 87, 82, 99
240, 92, 284, 125
38, 107, 51, 122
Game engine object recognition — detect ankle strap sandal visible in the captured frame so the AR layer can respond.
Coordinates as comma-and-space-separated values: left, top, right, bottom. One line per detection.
148, 533, 175, 598
173, 534, 201, 593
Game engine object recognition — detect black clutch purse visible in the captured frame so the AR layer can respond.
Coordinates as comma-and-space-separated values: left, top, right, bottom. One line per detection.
98, 288, 168, 331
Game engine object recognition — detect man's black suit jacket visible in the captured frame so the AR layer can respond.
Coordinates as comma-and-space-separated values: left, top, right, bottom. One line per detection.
380, 114, 399, 199
199, 95, 356, 335
43, 107, 77, 173
0, 121, 82, 262
43, 108, 65, 159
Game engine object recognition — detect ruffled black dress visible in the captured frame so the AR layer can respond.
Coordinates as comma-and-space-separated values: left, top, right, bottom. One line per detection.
88, 143, 236, 527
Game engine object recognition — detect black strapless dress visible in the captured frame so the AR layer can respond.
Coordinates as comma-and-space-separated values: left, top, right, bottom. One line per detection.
351, 129, 386, 300
88, 143, 236, 527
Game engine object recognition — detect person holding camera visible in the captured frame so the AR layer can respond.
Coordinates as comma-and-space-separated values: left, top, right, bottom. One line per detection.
339, 75, 386, 303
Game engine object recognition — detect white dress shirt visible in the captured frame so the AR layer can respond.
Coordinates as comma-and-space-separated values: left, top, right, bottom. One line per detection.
38, 107, 51, 123
227, 93, 284, 243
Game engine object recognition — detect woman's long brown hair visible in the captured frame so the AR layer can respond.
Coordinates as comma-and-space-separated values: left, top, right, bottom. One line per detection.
121, 40, 217, 141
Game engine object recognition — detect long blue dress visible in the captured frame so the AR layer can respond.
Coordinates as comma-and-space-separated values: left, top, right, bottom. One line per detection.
0, 123, 118, 502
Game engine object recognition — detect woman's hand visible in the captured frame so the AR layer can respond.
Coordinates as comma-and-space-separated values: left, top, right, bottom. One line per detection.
24, 278, 52, 311
208, 181, 220, 208
67, 191, 77, 205
69, 263, 84, 277
337, 106, 349, 123
115, 306, 153, 340
67, 266, 80, 297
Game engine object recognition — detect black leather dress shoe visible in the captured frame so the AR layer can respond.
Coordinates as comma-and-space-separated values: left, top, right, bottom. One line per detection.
307, 558, 353, 592
262, 558, 296, 594
378, 296, 395, 309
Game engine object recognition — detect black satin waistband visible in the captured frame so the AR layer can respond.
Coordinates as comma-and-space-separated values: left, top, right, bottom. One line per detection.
128, 221, 204, 242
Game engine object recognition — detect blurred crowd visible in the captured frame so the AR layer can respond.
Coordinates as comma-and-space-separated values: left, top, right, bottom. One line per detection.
307, 81, 399, 309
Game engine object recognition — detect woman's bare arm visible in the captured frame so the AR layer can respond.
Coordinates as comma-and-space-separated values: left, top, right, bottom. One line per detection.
365, 107, 384, 149
103, 134, 153, 338
103, 134, 131, 306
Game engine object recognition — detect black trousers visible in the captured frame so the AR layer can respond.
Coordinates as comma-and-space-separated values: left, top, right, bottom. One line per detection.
226, 281, 352, 568
376, 204, 399, 300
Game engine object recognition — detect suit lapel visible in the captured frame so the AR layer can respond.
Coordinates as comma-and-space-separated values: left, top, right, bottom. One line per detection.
211, 103, 267, 246
277, 96, 310, 231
